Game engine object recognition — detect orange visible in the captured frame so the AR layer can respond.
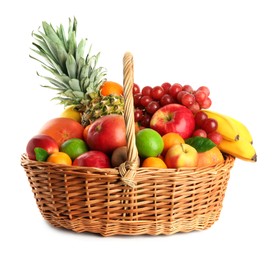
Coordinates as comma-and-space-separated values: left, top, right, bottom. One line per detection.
162, 132, 185, 155
135, 122, 140, 134
142, 157, 167, 168
46, 152, 72, 165
83, 124, 91, 142
100, 81, 123, 96
197, 146, 224, 167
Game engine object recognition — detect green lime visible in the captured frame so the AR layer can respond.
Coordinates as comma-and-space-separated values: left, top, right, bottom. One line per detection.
60, 138, 88, 160
136, 128, 164, 158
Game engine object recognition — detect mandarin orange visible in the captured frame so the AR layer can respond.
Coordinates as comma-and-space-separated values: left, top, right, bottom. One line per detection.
46, 152, 72, 165
162, 132, 185, 155
141, 157, 167, 168
100, 81, 123, 96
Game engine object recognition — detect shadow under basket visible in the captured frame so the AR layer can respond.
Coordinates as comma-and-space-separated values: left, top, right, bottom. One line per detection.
21, 52, 235, 236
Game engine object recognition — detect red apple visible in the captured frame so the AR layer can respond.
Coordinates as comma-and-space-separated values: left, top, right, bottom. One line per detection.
73, 151, 111, 168
150, 104, 195, 138
86, 114, 127, 154
26, 134, 59, 160
165, 143, 198, 168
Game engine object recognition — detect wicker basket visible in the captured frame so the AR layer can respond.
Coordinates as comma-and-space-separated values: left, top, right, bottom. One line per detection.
21, 52, 235, 236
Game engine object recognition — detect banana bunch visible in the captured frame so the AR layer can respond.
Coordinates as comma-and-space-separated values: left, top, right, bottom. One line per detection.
203, 110, 257, 162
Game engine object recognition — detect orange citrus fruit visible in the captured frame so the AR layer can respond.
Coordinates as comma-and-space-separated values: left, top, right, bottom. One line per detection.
197, 146, 224, 167
83, 124, 91, 142
136, 128, 164, 158
100, 81, 123, 96
60, 138, 88, 160
46, 152, 72, 165
142, 157, 167, 168
162, 132, 185, 155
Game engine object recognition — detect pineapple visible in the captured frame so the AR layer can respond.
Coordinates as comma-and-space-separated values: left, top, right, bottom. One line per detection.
30, 17, 124, 126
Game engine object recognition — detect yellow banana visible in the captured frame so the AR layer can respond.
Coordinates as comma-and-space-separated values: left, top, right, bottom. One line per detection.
224, 116, 253, 144
218, 139, 257, 162
202, 110, 239, 141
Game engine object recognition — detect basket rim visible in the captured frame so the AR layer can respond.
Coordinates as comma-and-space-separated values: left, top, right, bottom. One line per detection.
21, 153, 235, 177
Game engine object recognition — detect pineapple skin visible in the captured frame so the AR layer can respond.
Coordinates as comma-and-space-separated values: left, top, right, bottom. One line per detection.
80, 93, 124, 127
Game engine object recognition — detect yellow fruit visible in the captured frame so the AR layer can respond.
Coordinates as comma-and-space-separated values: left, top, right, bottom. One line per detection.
60, 106, 81, 123
218, 139, 257, 162
46, 152, 72, 165
203, 110, 254, 144
225, 116, 253, 144
203, 110, 239, 141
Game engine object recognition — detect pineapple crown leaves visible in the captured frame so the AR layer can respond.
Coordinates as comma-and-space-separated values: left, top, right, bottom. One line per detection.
30, 17, 107, 106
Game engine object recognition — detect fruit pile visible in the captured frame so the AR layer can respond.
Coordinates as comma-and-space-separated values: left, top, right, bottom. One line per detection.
133, 83, 211, 127
25, 18, 257, 170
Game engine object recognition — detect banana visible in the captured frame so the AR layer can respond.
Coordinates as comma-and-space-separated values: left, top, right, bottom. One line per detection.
202, 110, 239, 141
224, 116, 253, 144
218, 139, 257, 162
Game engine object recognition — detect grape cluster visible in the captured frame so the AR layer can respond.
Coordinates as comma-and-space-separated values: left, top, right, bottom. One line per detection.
133, 82, 212, 127
193, 111, 222, 144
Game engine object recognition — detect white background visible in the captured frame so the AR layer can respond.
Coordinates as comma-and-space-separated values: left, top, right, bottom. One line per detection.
1, 0, 271, 259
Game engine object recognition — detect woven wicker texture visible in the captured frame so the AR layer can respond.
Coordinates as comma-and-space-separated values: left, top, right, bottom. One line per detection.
21, 52, 235, 236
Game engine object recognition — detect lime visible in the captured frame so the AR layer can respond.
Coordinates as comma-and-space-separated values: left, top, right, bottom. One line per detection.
60, 138, 88, 160
136, 128, 164, 158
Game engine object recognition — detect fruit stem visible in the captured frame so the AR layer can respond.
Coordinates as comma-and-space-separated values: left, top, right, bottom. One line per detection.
166, 113, 173, 122
180, 143, 186, 153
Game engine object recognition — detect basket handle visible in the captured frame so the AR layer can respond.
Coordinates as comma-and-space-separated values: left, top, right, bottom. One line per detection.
119, 52, 139, 188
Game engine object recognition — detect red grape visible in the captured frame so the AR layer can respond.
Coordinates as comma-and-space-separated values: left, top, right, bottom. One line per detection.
194, 90, 207, 103
133, 83, 140, 94
193, 129, 207, 138
160, 94, 175, 106
161, 82, 171, 93
134, 109, 143, 122
187, 102, 200, 114
194, 111, 208, 127
151, 86, 165, 100
197, 86, 210, 96
140, 95, 153, 107
207, 131, 222, 145
142, 86, 152, 96
181, 93, 195, 107
134, 93, 142, 107
140, 113, 151, 127
200, 97, 212, 109
168, 83, 183, 99
202, 118, 218, 133
146, 101, 160, 114
183, 84, 193, 93
176, 91, 187, 104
